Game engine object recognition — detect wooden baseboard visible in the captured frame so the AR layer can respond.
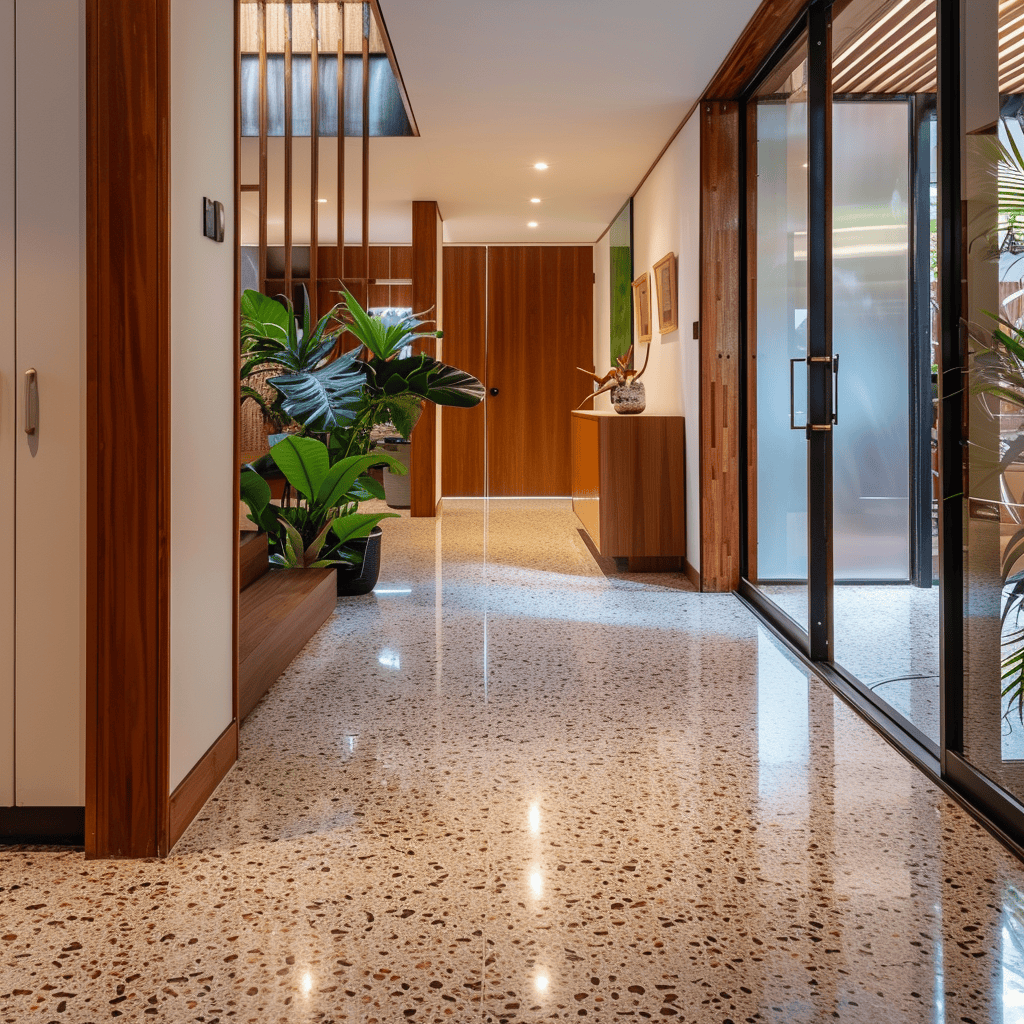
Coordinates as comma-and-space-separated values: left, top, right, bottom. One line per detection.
168, 720, 238, 849
684, 558, 701, 591
0, 806, 85, 845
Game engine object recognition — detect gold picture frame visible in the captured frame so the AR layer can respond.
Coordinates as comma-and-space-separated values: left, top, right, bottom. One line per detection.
652, 252, 678, 333
632, 272, 652, 343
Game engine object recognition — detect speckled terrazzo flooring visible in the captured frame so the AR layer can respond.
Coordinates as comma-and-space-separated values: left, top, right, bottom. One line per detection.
4, 498, 1024, 1023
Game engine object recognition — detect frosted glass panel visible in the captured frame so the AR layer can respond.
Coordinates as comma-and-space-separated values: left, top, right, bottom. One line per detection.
754, 95, 809, 586
832, 101, 910, 580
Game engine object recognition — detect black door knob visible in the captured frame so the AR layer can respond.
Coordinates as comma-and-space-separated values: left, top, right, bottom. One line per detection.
489, 387, 500, 397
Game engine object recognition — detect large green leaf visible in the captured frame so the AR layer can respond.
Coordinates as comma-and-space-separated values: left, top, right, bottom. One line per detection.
385, 394, 424, 439
421, 361, 486, 407
331, 511, 399, 545
241, 291, 294, 351
315, 452, 406, 512
269, 435, 331, 503
268, 351, 368, 433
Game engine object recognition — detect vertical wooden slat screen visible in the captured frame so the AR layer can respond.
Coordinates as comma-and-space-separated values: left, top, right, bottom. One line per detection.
361, 1, 370, 303
309, 0, 320, 321
284, 1, 293, 304
257, 0, 268, 292
337, 0, 345, 290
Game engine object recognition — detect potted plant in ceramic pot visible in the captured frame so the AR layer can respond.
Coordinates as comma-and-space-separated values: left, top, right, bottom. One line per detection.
240, 287, 484, 594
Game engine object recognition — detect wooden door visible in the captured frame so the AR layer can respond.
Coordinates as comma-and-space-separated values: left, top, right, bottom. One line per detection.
485, 246, 593, 496
441, 246, 487, 496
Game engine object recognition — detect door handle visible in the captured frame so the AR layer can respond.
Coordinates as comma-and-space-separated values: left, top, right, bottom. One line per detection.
489, 387, 499, 397
24, 368, 38, 436
789, 357, 806, 430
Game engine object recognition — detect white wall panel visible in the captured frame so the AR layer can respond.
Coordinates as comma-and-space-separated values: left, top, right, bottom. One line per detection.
0, 0, 15, 807
14, 0, 86, 805
169, 0, 237, 791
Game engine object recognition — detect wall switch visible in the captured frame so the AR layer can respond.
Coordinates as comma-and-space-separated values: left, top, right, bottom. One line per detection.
692, 321, 700, 340
203, 197, 224, 242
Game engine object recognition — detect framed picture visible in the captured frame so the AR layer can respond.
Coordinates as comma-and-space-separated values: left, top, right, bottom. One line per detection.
609, 199, 634, 365
653, 252, 678, 333
632, 273, 652, 343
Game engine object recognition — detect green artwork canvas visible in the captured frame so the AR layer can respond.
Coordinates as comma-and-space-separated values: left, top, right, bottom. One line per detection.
609, 200, 633, 366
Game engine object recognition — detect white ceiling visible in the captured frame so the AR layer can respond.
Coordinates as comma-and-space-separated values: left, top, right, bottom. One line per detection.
242, 0, 764, 246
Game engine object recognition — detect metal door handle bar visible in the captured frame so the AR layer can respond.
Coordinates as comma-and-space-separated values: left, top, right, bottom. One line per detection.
24, 368, 37, 436
790, 354, 839, 433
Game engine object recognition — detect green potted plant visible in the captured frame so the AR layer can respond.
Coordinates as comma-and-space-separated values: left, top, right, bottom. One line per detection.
239, 287, 484, 594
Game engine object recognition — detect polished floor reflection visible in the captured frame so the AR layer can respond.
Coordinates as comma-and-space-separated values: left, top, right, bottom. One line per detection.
762, 582, 941, 745
0, 499, 1022, 1023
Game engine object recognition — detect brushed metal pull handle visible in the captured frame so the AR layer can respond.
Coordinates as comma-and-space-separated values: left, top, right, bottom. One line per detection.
789, 357, 806, 430
24, 368, 38, 436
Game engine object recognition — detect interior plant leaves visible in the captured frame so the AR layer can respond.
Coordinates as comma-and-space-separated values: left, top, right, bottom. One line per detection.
331, 511, 399, 546
240, 468, 279, 534
350, 474, 386, 501
384, 394, 423, 439
241, 289, 291, 345
420, 361, 487, 407
269, 435, 331, 503
269, 350, 368, 433
315, 452, 405, 512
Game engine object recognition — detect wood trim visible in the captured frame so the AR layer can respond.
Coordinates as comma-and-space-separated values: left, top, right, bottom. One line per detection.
258, 0, 268, 292
683, 558, 701, 590
367, 0, 419, 137
284, 1, 293, 303
705, 0, 808, 99
699, 101, 742, 593
168, 721, 238, 850
336, 0, 345, 275
361, 5, 370, 299
411, 201, 439, 517
309, 0, 320, 321
86, 0, 172, 858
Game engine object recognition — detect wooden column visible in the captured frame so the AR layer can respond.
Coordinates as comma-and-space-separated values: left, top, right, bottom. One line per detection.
699, 101, 741, 593
284, 2, 293, 304
336, 0, 345, 288
309, 0, 320, 322
361, 1, 370, 302
411, 200, 441, 517
257, 0, 268, 293
86, 0, 171, 857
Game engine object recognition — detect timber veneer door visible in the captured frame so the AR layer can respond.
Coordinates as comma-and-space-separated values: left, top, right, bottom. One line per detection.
485, 246, 593, 497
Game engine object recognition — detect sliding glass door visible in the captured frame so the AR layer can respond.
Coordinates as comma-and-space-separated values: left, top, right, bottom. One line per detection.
743, 0, 940, 751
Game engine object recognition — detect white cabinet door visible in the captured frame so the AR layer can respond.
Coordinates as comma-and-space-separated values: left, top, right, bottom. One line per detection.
10, 1, 86, 807
0, 0, 15, 809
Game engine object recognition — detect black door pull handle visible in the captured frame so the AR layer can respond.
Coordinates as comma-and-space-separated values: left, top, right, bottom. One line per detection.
489, 387, 499, 397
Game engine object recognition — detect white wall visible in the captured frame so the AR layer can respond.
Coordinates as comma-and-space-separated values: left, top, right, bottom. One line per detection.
593, 115, 702, 572
169, 0, 237, 791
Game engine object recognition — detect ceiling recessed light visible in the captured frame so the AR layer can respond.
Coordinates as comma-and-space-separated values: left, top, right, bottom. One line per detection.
533, 162, 548, 170
530, 197, 541, 204
528, 221, 538, 228
317, 198, 328, 203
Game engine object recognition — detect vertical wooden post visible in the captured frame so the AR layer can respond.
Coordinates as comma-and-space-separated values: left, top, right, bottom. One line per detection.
257, 0, 268, 293
699, 101, 741, 592
284, 1, 293, 305
86, 0, 171, 857
309, 0, 320, 322
337, 0, 345, 290
411, 200, 440, 518
361, 1, 370, 303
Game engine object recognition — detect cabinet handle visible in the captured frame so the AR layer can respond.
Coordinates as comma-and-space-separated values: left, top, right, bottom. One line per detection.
24, 368, 37, 436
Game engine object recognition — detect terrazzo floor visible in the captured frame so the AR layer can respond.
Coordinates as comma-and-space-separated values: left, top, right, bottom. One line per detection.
4, 498, 1024, 1022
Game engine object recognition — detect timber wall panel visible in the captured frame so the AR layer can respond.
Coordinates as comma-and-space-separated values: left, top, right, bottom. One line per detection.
699, 101, 742, 593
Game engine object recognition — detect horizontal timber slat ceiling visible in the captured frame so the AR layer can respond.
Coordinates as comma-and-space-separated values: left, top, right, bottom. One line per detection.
241, 3, 383, 54
832, 0, 1023, 96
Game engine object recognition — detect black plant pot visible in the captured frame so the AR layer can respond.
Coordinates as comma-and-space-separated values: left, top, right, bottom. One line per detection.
336, 526, 383, 596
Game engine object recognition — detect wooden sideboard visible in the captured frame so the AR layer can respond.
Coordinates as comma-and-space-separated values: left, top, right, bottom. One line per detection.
571, 411, 686, 571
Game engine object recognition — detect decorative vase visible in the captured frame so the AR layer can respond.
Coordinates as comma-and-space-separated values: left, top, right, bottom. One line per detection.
611, 381, 646, 415
336, 526, 383, 596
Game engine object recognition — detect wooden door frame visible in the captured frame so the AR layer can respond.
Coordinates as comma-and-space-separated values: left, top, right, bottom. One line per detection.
698, 0, 809, 592
85, 0, 241, 858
